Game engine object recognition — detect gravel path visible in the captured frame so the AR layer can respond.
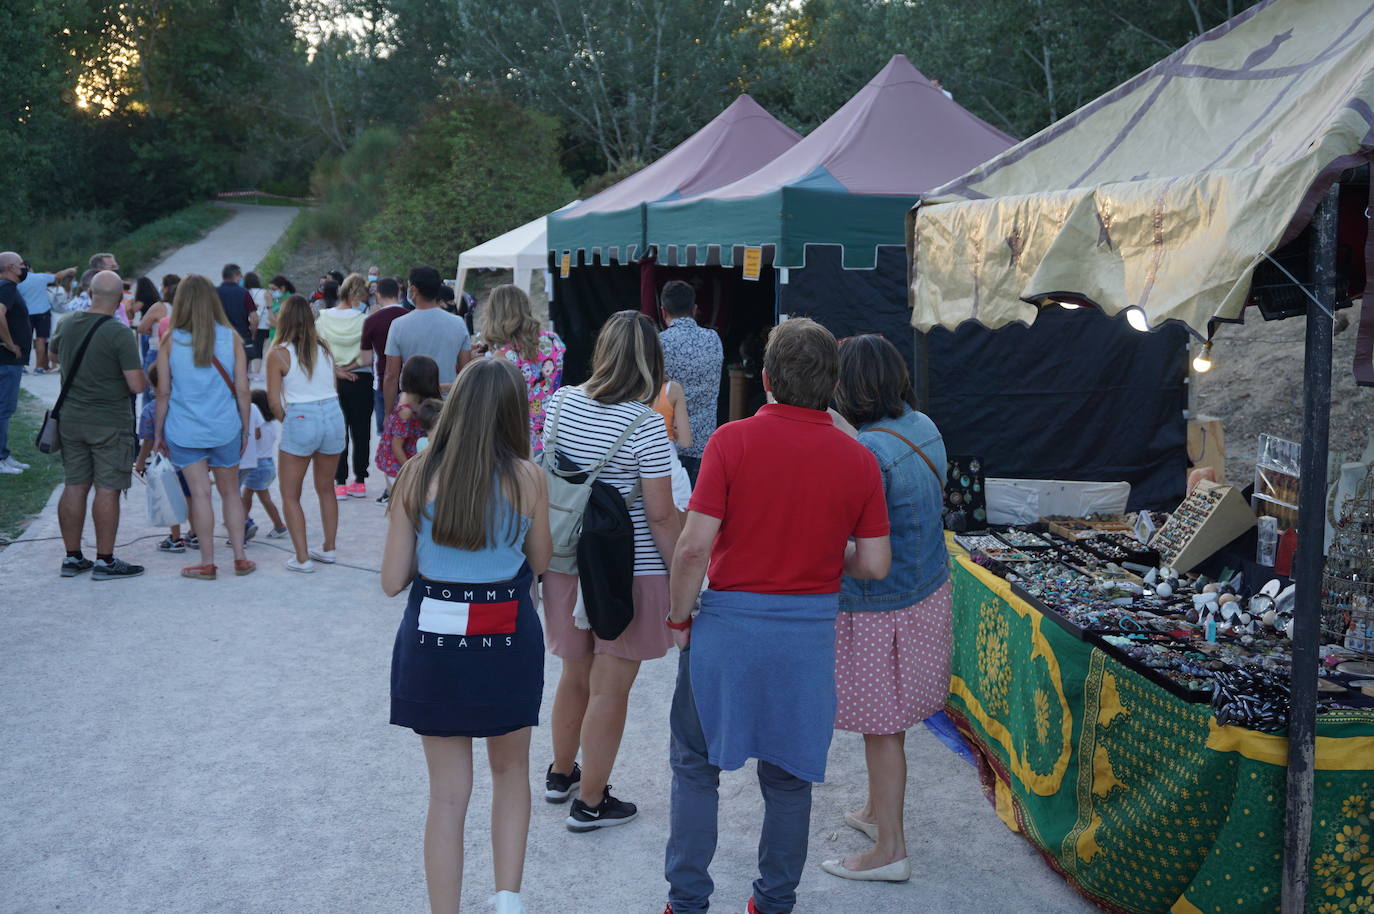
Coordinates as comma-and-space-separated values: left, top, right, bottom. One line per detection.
143, 203, 299, 280
1, 202, 1097, 913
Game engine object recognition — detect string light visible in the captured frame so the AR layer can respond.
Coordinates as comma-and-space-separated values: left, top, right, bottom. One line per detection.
1126, 307, 1150, 332
1192, 340, 1214, 373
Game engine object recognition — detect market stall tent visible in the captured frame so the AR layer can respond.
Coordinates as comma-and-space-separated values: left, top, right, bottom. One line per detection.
547, 95, 801, 384
455, 202, 578, 297
907, 0, 1374, 908
646, 55, 1189, 509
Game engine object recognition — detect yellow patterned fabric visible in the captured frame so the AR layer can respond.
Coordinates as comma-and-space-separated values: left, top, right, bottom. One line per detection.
947, 557, 1374, 913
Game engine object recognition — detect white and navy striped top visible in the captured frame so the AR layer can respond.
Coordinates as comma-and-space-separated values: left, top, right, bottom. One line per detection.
542, 385, 675, 575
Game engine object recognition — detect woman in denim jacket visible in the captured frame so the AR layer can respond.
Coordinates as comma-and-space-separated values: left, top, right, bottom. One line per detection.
822, 334, 951, 884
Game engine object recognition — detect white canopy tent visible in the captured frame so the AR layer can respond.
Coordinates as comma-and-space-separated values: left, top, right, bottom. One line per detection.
456, 202, 578, 297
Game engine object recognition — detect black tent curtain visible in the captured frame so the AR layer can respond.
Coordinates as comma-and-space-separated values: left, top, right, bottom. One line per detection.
784, 245, 1188, 510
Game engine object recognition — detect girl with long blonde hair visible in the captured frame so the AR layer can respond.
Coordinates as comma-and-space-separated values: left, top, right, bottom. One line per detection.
481, 284, 566, 457
381, 357, 551, 914
154, 273, 254, 579
267, 294, 347, 572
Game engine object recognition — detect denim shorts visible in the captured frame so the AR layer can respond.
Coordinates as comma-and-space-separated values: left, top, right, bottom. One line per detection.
280, 397, 345, 457
167, 435, 241, 469
239, 457, 276, 491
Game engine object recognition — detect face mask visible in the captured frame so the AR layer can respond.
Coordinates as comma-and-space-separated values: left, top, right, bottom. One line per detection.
367, 273, 378, 283
272, 290, 283, 301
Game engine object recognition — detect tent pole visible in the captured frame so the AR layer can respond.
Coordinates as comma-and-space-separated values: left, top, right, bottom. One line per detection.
1280, 182, 1337, 913
914, 328, 930, 411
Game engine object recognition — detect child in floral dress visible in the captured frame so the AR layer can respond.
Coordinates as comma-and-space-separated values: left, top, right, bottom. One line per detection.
376, 355, 440, 489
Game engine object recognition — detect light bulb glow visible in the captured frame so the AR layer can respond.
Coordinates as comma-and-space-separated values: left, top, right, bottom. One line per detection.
1192, 341, 1214, 373
1126, 308, 1150, 332
1060, 302, 1081, 310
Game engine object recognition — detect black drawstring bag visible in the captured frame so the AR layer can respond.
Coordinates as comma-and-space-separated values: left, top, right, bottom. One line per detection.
553, 452, 639, 641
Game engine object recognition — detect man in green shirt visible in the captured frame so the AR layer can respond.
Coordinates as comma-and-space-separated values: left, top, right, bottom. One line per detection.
50, 270, 147, 580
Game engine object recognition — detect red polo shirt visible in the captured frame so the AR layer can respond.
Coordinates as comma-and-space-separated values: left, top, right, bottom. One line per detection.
688, 404, 889, 595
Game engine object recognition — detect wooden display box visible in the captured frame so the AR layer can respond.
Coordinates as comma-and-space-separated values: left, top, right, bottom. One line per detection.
1149, 480, 1256, 572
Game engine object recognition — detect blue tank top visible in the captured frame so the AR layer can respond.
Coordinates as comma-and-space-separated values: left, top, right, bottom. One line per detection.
165, 326, 239, 447
416, 499, 530, 583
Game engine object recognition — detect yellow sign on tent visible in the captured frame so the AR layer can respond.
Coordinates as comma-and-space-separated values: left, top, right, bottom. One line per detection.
742, 247, 762, 281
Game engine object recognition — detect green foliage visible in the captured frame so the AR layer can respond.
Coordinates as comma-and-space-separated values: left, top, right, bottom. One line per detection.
255, 207, 311, 281
579, 161, 647, 199
0, 393, 68, 542
17, 202, 230, 276
305, 127, 401, 270
365, 91, 575, 274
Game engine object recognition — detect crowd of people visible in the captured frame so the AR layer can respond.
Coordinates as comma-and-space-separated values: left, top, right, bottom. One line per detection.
0, 249, 952, 914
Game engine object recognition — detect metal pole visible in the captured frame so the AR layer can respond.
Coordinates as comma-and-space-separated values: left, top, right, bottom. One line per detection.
1281, 182, 1337, 912
914, 328, 931, 411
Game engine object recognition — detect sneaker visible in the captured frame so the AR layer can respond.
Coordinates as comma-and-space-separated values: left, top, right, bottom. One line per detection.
157, 536, 187, 553
309, 548, 336, 564
346, 481, 367, 498
745, 900, 777, 914
244, 521, 258, 542
544, 763, 582, 803
376, 489, 390, 505
566, 785, 637, 832
61, 556, 94, 577
285, 557, 316, 573
266, 525, 288, 539
34, 366, 49, 374
3, 455, 30, 471
0, 461, 21, 475
185, 533, 200, 549
92, 557, 146, 581
334, 484, 348, 499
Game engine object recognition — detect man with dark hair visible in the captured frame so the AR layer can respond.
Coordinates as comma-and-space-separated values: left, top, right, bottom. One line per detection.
361, 275, 408, 443
89, 252, 118, 272
217, 263, 258, 347
382, 266, 472, 415
659, 279, 722, 483
662, 317, 891, 914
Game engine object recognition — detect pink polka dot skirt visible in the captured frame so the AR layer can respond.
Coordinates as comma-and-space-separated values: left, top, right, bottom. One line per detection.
834, 581, 953, 735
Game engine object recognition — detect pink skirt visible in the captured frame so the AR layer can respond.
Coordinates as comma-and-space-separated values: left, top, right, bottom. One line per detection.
541, 571, 673, 662
834, 580, 953, 735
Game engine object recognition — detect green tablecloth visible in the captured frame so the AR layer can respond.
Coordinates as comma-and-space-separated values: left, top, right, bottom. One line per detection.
946, 556, 1374, 914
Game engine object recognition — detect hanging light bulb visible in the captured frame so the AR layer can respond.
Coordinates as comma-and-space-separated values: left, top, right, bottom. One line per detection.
1192, 340, 1214, 373
1126, 307, 1150, 332
1060, 302, 1081, 310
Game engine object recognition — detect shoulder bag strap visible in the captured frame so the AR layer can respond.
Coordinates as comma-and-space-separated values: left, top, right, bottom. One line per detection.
211, 356, 236, 398
868, 426, 945, 486
52, 315, 114, 419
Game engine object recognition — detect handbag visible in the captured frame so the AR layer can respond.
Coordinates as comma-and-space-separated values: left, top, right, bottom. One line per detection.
144, 454, 189, 526
35, 314, 114, 454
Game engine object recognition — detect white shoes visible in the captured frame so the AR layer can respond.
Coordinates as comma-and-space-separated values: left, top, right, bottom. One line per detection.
819, 856, 911, 882
3, 455, 30, 471
309, 548, 337, 564
285, 557, 316, 573
844, 811, 879, 842
0, 461, 21, 475
488, 891, 528, 914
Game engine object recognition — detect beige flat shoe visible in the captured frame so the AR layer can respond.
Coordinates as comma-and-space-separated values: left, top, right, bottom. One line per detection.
844, 811, 879, 842
820, 856, 911, 883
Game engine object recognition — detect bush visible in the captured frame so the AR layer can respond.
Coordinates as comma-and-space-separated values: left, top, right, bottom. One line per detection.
305, 127, 400, 272
365, 90, 575, 275
255, 206, 310, 281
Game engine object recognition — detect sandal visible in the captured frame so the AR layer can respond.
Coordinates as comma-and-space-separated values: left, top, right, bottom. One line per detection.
234, 559, 257, 576
181, 563, 217, 580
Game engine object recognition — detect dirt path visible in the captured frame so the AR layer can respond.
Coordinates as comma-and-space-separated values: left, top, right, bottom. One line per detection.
143, 202, 299, 280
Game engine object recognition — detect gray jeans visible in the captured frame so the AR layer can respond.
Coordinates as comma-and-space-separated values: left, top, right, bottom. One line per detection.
664, 650, 812, 914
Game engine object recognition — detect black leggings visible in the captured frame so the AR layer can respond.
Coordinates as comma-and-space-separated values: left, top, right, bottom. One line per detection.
335, 374, 374, 484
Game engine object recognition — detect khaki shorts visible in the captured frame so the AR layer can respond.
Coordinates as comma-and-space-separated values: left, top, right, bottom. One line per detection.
60, 421, 135, 490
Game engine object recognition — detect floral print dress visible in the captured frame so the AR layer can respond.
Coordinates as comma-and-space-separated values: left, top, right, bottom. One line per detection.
488, 330, 565, 456
376, 402, 424, 478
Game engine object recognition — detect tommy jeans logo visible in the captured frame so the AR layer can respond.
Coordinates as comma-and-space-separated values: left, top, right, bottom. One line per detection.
418, 585, 520, 638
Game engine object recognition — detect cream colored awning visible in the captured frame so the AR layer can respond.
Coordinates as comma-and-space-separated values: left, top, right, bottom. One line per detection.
909, 0, 1374, 337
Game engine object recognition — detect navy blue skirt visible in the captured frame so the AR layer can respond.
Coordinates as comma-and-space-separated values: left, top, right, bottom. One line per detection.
390, 565, 544, 737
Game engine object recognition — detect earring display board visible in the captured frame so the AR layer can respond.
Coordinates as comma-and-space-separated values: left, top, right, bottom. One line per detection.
1149, 480, 1257, 572
944, 456, 986, 532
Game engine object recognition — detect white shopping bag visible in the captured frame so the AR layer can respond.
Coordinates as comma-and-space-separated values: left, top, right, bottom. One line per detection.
145, 454, 188, 527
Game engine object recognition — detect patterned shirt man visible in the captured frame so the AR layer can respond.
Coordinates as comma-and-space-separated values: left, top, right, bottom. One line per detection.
660, 315, 723, 463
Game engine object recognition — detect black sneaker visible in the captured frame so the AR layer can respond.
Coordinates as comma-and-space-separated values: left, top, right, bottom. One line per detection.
157, 536, 186, 553
566, 785, 637, 832
92, 557, 145, 581
61, 556, 94, 578
376, 490, 390, 505
545, 762, 582, 804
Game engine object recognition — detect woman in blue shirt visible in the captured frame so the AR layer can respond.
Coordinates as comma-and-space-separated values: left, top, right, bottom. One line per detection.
154, 274, 254, 580
823, 334, 951, 884
381, 358, 551, 914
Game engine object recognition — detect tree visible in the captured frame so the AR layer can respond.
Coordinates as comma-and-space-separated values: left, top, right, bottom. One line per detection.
307, 127, 401, 269
365, 90, 576, 273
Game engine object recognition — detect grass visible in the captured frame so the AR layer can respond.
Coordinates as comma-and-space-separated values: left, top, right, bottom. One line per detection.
0, 390, 66, 544
220, 193, 308, 208
113, 202, 233, 275
254, 206, 311, 280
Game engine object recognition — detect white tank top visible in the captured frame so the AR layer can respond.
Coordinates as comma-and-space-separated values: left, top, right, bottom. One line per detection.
280, 342, 337, 404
